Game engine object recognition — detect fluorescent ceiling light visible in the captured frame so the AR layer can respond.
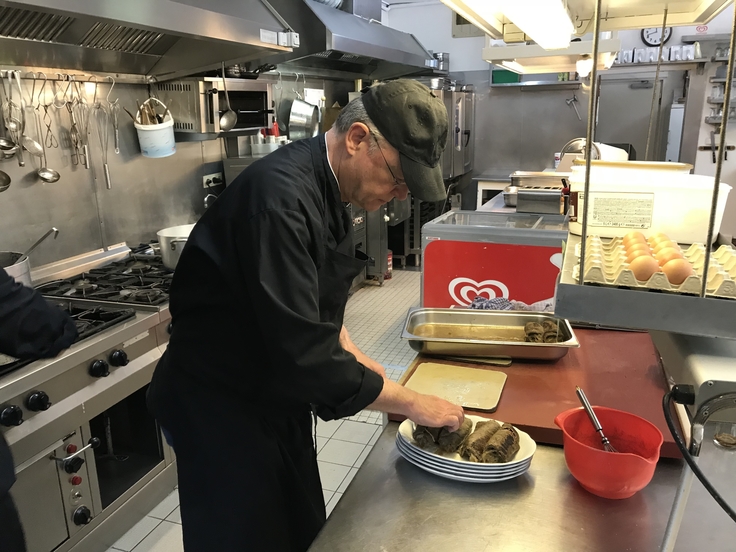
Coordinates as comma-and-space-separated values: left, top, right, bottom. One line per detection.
439, 0, 503, 39
484, 39, 621, 74
441, 0, 732, 36
576, 55, 594, 78
464, 0, 573, 50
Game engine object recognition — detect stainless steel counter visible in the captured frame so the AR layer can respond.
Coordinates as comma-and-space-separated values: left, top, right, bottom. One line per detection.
310, 423, 736, 552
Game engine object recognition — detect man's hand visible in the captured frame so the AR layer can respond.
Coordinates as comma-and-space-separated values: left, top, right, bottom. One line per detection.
408, 394, 465, 432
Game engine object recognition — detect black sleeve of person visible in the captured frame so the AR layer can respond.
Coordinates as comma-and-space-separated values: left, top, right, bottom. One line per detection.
238, 209, 384, 421
0, 268, 78, 360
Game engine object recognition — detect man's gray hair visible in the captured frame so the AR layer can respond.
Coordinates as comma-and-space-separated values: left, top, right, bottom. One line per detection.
333, 96, 385, 149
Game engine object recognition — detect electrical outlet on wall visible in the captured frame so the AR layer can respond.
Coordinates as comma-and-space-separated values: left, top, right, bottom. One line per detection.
203, 172, 223, 188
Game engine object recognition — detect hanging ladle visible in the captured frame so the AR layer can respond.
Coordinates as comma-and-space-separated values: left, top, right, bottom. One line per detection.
0, 169, 10, 192
219, 62, 237, 132
16, 227, 59, 264
20, 73, 44, 158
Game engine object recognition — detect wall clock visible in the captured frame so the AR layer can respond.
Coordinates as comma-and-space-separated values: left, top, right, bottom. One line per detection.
641, 27, 672, 47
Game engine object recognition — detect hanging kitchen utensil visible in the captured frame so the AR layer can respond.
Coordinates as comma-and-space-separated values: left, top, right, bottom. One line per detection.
66, 99, 81, 166
219, 62, 237, 132
20, 73, 44, 158
107, 77, 120, 154
6, 71, 24, 167
35, 107, 60, 183
0, 169, 9, 192
74, 77, 93, 169
16, 227, 59, 264
95, 104, 111, 189
52, 74, 69, 109
37, 73, 58, 149
287, 74, 318, 141
0, 71, 17, 154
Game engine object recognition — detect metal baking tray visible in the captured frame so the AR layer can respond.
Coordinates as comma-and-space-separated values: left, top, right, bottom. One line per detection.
401, 308, 579, 360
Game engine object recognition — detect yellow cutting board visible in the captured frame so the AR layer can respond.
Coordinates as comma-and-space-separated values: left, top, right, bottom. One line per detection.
403, 362, 507, 412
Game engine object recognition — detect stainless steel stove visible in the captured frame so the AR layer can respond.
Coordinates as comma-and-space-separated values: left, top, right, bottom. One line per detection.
35, 254, 172, 307
0, 301, 136, 379
1, 249, 175, 552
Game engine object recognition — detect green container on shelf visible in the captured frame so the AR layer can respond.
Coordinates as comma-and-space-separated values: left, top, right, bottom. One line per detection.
492, 69, 521, 84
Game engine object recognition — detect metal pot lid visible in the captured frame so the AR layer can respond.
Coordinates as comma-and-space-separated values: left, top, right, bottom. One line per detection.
560, 138, 600, 158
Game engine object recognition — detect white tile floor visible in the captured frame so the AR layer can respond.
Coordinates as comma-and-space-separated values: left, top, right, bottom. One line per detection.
106, 270, 420, 552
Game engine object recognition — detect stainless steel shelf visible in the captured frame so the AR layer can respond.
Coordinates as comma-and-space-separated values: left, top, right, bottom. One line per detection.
710, 77, 729, 83
704, 116, 736, 124
489, 81, 581, 89
555, 235, 736, 339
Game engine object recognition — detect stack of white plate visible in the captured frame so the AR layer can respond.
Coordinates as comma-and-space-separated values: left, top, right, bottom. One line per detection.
395, 415, 536, 483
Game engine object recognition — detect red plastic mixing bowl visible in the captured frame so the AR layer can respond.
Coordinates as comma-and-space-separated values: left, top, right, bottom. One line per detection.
554, 406, 664, 499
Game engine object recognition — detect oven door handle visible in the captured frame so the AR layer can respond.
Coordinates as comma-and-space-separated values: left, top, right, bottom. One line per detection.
14, 439, 64, 475
53, 437, 101, 475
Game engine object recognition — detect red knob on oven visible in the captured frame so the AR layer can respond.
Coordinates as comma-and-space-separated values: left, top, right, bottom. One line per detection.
70, 476, 83, 486
66, 444, 78, 454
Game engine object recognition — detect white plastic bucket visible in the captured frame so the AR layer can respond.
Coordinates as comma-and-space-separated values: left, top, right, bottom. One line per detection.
569, 161, 732, 244
135, 116, 176, 158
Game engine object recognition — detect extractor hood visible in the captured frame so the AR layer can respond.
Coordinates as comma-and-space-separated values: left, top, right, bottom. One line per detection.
248, 0, 438, 80
0, 0, 295, 78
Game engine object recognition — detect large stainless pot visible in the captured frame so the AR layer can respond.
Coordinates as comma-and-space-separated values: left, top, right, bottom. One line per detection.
1, 251, 31, 287
287, 98, 319, 141
157, 224, 194, 270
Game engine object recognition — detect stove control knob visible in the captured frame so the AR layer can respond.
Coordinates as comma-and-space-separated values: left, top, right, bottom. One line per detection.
109, 350, 128, 367
72, 506, 92, 526
26, 391, 51, 412
0, 405, 23, 427
64, 456, 85, 474
89, 359, 109, 378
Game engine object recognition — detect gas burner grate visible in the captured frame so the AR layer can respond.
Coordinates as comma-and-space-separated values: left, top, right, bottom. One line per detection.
37, 253, 173, 306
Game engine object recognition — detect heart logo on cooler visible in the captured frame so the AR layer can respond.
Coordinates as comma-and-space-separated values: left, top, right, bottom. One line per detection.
448, 277, 509, 306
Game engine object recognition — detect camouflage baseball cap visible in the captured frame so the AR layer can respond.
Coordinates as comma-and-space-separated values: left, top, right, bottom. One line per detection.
362, 79, 448, 202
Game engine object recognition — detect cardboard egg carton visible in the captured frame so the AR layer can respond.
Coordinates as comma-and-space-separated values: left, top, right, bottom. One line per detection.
572, 237, 736, 299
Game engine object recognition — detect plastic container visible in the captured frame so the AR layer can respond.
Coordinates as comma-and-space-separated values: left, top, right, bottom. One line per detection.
135, 116, 176, 159
554, 406, 663, 499
569, 160, 732, 244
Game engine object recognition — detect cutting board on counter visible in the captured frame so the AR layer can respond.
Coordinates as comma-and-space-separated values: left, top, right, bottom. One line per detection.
394, 328, 682, 459
403, 362, 507, 412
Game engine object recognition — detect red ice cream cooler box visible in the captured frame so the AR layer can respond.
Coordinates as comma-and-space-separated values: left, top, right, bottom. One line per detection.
421, 211, 569, 308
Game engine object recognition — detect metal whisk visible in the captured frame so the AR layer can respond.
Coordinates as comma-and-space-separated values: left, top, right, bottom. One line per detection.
575, 386, 618, 453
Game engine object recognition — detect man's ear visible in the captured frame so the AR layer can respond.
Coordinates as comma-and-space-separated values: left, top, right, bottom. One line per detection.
344, 122, 370, 156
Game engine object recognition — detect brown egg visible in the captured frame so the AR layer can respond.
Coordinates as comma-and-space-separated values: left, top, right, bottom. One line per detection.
622, 231, 647, 247
655, 247, 684, 266
648, 232, 671, 246
653, 240, 680, 255
626, 248, 653, 264
626, 242, 651, 255
662, 258, 694, 285
629, 255, 661, 282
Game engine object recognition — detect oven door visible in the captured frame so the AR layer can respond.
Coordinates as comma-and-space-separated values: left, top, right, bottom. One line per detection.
11, 441, 69, 552
11, 431, 96, 552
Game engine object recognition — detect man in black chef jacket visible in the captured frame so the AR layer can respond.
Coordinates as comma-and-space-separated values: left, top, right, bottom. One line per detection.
147, 79, 464, 552
0, 268, 78, 552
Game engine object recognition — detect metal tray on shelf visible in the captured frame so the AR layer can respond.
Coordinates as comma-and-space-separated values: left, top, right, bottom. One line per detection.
401, 308, 579, 360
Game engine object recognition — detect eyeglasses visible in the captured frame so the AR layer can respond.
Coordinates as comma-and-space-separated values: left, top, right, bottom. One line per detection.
371, 133, 405, 188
